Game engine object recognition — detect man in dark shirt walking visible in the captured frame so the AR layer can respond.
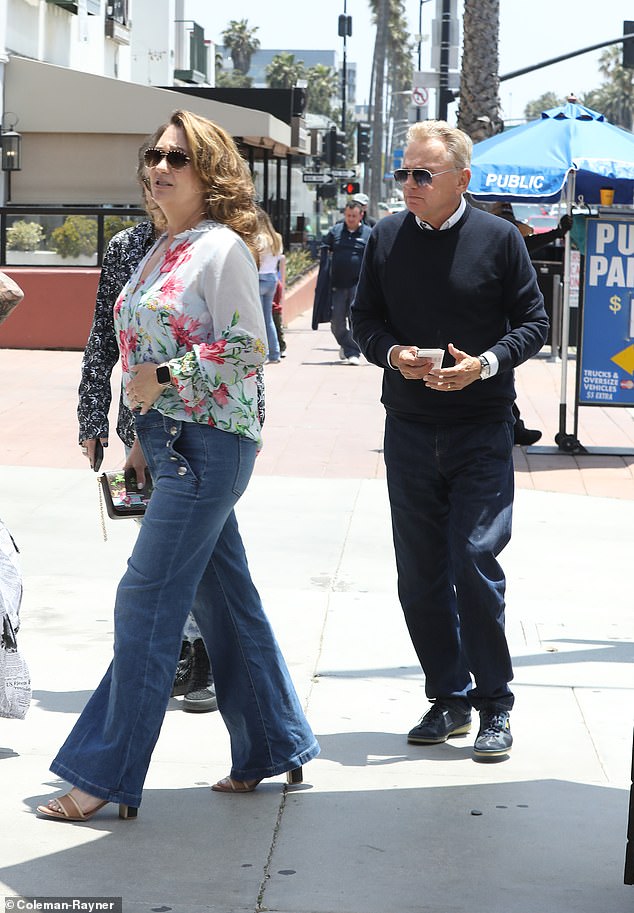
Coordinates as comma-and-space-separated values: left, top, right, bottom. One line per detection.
352, 120, 548, 759
319, 201, 372, 365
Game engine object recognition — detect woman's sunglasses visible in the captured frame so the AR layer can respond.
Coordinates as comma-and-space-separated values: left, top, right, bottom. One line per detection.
392, 167, 458, 187
143, 148, 191, 170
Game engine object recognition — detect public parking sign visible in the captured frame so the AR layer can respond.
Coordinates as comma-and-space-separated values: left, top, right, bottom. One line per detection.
579, 216, 634, 406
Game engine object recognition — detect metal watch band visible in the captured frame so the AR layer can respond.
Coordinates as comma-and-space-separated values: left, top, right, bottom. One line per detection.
478, 355, 490, 380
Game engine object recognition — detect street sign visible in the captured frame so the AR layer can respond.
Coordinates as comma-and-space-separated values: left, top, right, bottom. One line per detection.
412, 87, 429, 107
302, 173, 333, 184
413, 70, 461, 91
330, 169, 357, 179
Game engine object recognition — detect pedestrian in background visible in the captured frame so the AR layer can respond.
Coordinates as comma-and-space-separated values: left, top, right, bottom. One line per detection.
352, 192, 376, 227
313, 201, 371, 366
352, 120, 548, 759
255, 208, 283, 364
488, 199, 573, 446
272, 231, 287, 357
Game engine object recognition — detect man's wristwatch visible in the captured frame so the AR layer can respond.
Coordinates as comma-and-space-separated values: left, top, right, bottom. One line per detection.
478, 355, 491, 380
156, 364, 172, 386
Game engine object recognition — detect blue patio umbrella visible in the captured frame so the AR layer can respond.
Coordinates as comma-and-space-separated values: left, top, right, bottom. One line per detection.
468, 102, 634, 205
469, 102, 634, 452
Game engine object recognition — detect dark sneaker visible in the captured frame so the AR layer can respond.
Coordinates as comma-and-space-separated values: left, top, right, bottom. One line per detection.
407, 702, 472, 744
473, 709, 513, 758
171, 640, 193, 697
182, 638, 217, 713
183, 684, 218, 713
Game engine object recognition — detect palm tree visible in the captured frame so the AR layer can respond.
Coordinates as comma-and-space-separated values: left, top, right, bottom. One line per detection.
265, 53, 306, 89
221, 19, 260, 76
457, 0, 503, 141
306, 63, 339, 118
367, 0, 411, 212
583, 45, 634, 129
523, 92, 565, 122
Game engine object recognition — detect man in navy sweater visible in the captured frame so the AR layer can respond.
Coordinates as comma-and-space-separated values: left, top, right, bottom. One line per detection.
352, 121, 548, 759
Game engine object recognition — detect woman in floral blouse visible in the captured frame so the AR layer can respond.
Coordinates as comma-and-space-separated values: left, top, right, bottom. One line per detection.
37, 110, 319, 822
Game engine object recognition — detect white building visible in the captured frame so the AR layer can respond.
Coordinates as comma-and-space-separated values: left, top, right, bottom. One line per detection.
0, 0, 307, 233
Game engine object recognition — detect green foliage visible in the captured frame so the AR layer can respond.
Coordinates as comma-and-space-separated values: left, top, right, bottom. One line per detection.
525, 48, 634, 128
266, 53, 306, 89
285, 249, 315, 286
6, 220, 45, 251
50, 215, 97, 259
216, 69, 252, 88
305, 64, 339, 118
221, 19, 260, 75
582, 46, 634, 129
524, 92, 565, 121
103, 217, 139, 248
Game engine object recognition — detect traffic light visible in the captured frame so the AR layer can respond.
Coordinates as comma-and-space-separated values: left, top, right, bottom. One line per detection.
340, 181, 360, 195
624, 21, 634, 69
322, 127, 337, 166
317, 183, 337, 200
356, 122, 371, 163
334, 130, 347, 166
338, 14, 352, 37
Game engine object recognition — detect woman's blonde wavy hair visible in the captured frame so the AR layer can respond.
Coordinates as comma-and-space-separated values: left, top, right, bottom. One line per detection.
169, 109, 259, 258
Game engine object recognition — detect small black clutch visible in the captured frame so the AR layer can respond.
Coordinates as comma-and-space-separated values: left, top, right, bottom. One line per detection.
99, 469, 153, 520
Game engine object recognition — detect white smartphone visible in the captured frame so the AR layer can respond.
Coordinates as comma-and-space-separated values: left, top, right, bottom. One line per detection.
415, 347, 444, 369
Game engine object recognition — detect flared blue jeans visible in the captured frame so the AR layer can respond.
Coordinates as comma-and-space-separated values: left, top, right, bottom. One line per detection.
51, 412, 319, 808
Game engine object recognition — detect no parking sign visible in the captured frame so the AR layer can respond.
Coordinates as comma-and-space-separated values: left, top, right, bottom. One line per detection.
412, 87, 429, 107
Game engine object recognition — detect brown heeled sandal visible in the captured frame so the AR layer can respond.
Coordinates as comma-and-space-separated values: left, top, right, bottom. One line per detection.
211, 776, 262, 794
211, 766, 303, 794
36, 791, 137, 822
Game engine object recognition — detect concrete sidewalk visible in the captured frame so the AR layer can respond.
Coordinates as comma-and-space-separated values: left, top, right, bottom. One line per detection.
0, 314, 633, 913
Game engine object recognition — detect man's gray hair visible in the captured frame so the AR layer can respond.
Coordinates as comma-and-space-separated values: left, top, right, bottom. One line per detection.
406, 120, 472, 170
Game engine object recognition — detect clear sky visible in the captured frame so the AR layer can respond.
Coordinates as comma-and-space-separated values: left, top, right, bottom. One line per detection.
186, 0, 633, 123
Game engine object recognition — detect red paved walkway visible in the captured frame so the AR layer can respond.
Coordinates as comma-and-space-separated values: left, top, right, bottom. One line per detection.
2, 308, 634, 498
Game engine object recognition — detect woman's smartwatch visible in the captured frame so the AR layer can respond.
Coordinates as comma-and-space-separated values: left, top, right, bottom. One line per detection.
156, 364, 172, 386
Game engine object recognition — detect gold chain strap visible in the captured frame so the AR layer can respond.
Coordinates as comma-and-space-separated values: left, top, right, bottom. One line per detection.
97, 476, 108, 542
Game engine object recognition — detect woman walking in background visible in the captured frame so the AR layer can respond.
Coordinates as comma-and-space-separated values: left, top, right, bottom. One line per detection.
255, 208, 283, 364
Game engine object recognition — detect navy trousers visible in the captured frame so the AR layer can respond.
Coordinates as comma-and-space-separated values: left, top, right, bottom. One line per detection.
384, 414, 515, 712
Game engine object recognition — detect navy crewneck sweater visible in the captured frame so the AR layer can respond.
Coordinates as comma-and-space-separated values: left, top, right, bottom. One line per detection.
352, 204, 548, 424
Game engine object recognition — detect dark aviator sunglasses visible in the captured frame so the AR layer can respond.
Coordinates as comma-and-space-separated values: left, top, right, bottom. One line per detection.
393, 167, 458, 187
144, 147, 191, 170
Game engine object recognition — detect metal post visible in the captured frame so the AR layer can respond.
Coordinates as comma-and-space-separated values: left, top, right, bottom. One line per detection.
436, 0, 451, 120
550, 272, 562, 357
416, 1, 423, 122
554, 173, 586, 453
341, 0, 347, 133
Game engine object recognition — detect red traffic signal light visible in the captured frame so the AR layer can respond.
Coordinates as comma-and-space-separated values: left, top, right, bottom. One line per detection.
340, 181, 360, 195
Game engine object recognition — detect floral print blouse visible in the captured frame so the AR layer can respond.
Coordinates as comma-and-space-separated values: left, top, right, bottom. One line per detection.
113, 220, 267, 446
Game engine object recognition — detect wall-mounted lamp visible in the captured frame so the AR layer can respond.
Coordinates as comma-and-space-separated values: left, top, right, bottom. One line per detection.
1, 113, 22, 172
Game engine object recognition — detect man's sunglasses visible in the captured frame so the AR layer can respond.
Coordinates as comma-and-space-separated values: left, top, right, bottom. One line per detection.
392, 167, 458, 187
143, 148, 191, 170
